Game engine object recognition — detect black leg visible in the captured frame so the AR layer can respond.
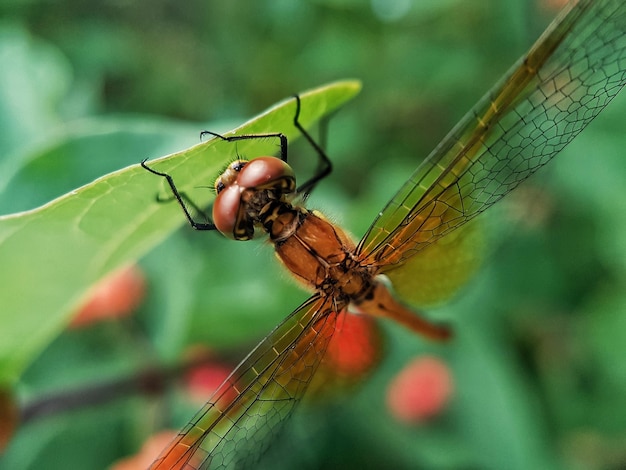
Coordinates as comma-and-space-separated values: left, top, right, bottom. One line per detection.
291, 95, 333, 199
142, 95, 337, 228
200, 131, 289, 163
199, 96, 334, 199
141, 159, 217, 231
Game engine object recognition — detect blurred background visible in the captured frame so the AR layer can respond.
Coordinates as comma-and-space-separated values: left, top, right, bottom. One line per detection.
1, 0, 625, 468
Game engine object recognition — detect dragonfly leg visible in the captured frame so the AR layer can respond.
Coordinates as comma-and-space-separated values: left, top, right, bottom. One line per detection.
199, 130, 289, 163
200, 95, 336, 200
141, 159, 217, 231
292, 94, 334, 199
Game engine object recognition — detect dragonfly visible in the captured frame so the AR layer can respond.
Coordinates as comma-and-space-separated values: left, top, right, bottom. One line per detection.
142, 0, 626, 468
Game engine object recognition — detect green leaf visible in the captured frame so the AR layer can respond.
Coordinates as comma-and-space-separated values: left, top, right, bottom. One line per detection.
0, 80, 362, 385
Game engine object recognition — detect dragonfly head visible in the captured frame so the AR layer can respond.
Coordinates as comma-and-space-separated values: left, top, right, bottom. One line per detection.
213, 157, 296, 240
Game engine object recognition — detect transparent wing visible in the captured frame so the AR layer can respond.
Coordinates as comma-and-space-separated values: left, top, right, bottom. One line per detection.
384, 218, 484, 307
150, 295, 338, 470
356, 0, 626, 269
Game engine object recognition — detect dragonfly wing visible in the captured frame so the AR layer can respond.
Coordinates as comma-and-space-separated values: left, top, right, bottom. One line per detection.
384, 218, 484, 307
357, 0, 626, 269
150, 295, 337, 470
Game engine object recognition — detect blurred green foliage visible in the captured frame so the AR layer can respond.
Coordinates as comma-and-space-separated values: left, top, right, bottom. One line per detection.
0, 0, 625, 469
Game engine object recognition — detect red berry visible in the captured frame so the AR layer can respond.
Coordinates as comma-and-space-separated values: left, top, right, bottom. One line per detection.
386, 356, 453, 423
185, 363, 233, 404
70, 265, 146, 328
0, 388, 18, 452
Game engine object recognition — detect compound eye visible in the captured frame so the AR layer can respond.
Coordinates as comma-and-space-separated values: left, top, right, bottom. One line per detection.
237, 157, 295, 190
212, 185, 241, 239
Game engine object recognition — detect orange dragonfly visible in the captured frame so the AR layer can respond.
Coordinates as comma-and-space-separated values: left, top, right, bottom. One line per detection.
142, 0, 626, 468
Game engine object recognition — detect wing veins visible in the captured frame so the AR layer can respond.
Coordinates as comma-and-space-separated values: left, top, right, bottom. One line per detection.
357, 0, 626, 268
152, 296, 336, 470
